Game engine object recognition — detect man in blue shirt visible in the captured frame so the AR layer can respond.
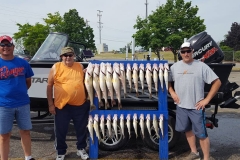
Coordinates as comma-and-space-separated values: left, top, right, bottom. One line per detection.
0, 35, 34, 160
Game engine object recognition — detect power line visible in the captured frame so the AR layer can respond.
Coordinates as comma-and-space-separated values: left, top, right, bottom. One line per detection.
97, 10, 103, 44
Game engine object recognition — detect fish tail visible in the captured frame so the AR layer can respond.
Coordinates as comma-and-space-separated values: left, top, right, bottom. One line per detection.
90, 104, 96, 111
99, 100, 104, 107
118, 103, 122, 110
149, 93, 152, 99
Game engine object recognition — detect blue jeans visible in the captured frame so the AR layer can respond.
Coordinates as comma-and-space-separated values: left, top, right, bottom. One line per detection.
54, 101, 90, 155
0, 104, 32, 134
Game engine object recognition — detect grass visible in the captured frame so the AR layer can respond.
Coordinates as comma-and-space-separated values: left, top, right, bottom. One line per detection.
94, 51, 175, 62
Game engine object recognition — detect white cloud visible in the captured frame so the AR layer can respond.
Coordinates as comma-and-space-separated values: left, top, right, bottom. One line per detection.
0, 0, 239, 50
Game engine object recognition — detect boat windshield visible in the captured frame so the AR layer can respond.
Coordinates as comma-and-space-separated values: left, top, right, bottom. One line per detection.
31, 33, 68, 61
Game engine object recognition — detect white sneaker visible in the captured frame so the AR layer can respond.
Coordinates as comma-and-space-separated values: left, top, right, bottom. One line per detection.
77, 148, 89, 160
56, 155, 65, 160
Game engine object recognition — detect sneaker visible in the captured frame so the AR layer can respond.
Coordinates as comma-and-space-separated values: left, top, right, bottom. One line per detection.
77, 148, 89, 160
186, 152, 201, 160
56, 155, 65, 160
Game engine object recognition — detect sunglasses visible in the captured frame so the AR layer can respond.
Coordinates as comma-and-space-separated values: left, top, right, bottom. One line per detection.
180, 50, 192, 54
0, 43, 13, 47
62, 54, 74, 57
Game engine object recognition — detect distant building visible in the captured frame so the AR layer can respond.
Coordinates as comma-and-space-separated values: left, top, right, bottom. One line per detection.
97, 43, 108, 54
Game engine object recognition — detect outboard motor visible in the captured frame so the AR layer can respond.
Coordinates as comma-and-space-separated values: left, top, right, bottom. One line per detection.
178, 31, 224, 63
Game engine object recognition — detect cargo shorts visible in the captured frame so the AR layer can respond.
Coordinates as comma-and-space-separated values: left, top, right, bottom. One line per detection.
175, 106, 208, 138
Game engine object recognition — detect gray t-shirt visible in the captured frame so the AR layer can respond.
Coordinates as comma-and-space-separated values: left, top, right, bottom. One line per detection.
169, 60, 218, 109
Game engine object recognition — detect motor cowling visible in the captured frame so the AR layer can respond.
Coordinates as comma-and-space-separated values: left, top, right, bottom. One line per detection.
178, 31, 224, 63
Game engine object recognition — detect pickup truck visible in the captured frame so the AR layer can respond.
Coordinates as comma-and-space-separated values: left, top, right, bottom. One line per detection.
28, 31, 240, 151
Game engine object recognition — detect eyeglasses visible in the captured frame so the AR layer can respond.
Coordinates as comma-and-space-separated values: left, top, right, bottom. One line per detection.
180, 50, 192, 54
0, 43, 13, 47
62, 54, 74, 57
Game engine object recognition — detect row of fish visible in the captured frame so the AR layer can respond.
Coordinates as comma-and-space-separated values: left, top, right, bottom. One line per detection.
87, 114, 164, 144
85, 62, 126, 110
84, 62, 169, 110
133, 62, 169, 99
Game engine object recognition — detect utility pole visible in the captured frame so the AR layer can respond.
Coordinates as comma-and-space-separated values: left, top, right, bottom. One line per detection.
97, 10, 103, 44
145, 0, 148, 19
85, 19, 90, 27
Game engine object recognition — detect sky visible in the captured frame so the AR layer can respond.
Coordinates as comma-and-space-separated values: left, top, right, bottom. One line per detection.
0, 0, 240, 51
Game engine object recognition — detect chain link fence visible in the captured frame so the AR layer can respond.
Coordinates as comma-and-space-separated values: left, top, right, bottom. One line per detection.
223, 51, 240, 62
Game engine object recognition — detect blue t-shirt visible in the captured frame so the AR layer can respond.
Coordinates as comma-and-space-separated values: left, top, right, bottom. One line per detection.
0, 57, 34, 108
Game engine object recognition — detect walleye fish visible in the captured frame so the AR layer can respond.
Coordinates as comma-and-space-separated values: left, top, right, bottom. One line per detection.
93, 63, 104, 107
133, 113, 138, 138
146, 114, 151, 136
139, 63, 145, 93
145, 63, 152, 99
126, 114, 131, 139
159, 114, 164, 138
99, 62, 110, 109
112, 114, 118, 140
106, 63, 116, 107
100, 115, 105, 138
132, 63, 139, 97
153, 63, 159, 96
153, 114, 160, 138
159, 63, 164, 92
84, 62, 96, 111
164, 63, 169, 91
93, 114, 101, 143
120, 63, 127, 98
120, 114, 125, 139
106, 114, 112, 137
113, 63, 122, 110
139, 114, 145, 139
126, 63, 132, 93
87, 115, 94, 144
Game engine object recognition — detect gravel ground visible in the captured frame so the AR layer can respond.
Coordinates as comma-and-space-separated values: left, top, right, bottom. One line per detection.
7, 72, 240, 160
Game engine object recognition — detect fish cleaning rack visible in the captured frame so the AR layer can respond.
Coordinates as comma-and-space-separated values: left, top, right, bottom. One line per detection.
89, 60, 169, 160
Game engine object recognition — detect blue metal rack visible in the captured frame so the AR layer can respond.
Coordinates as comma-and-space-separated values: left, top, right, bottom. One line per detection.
89, 60, 169, 160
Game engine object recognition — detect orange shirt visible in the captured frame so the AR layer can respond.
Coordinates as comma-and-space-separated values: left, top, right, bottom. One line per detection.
53, 62, 86, 109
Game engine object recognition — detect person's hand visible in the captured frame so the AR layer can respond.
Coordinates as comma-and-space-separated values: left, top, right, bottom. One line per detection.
83, 68, 87, 73
49, 105, 56, 115
195, 99, 209, 110
170, 92, 180, 104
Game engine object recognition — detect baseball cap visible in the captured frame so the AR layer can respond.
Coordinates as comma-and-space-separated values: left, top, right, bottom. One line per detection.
180, 42, 193, 50
0, 35, 13, 43
60, 47, 75, 56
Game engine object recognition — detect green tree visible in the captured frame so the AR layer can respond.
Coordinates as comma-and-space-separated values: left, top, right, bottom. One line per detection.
222, 22, 240, 51
60, 9, 96, 50
133, 0, 206, 62
43, 12, 63, 32
13, 23, 49, 55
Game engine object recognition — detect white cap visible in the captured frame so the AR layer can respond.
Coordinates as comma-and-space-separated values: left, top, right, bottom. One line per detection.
180, 42, 193, 50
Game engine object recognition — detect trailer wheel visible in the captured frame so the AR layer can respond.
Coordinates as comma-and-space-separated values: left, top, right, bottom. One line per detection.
142, 116, 180, 150
99, 121, 129, 151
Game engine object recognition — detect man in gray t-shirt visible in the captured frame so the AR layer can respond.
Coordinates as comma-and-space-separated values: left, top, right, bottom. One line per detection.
169, 42, 221, 160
